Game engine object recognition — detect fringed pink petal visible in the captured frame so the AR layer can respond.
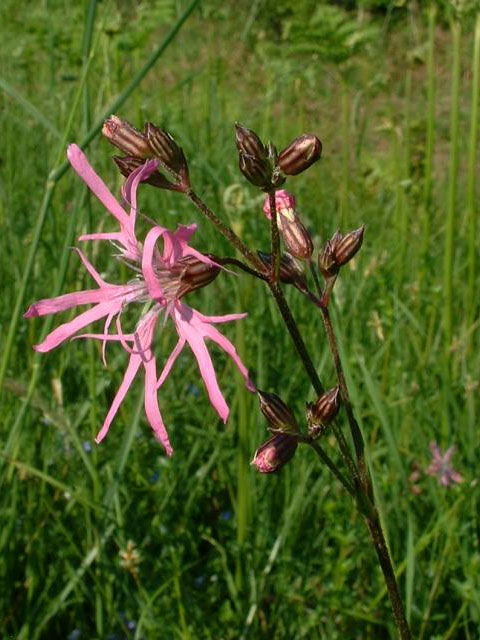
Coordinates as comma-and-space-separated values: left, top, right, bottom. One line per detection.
173, 307, 229, 422
161, 224, 197, 266
142, 226, 168, 302
34, 300, 122, 352
156, 337, 186, 390
72, 248, 110, 287
79, 232, 126, 244
67, 144, 130, 229
190, 311, 256, 393
192, 310, 248, 325
144, 353, 173, 456
95, 353, 142, 443
122, 158, 159, 226
24, 289, 113, 318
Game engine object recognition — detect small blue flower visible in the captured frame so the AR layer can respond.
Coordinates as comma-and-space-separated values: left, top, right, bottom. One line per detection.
150, 470, 160, 484
220, 510, 232, 521
83, 441, 92, 453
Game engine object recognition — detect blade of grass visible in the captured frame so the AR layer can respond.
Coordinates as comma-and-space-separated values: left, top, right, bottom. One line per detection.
466, 14, 480, 334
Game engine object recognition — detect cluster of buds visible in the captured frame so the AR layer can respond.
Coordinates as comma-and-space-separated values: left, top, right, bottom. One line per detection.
306, 387, 340, 439
235, 124, 322, 191
318, 227, 365, 279
263, 190, 314, 260
252, 391, 300, 473
102, 115, 190, 191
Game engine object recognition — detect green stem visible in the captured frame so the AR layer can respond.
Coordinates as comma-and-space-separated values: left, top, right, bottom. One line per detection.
267, 283, 323, 396
422, 3, 436, 262
443, 19, 461, 357
467, 14, 480, 331
268, 190, 281, 282
365, 514, 412, 640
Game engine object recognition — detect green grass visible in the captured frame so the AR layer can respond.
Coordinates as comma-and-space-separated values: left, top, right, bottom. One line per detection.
1, 1, 479, 638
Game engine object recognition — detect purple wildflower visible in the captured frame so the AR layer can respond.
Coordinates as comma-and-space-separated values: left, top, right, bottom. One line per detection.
426, 442, 463, 487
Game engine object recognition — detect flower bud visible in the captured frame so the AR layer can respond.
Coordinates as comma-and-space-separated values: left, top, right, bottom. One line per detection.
306, 387, 340, 438
318, 227, 364, 277
251, 434, 298, 474
145, 122, 190, 186
278, 134, 322, 176
178, 255, 221, 295
257, 390, 299, 435
235, 123, 267, 161
257, 251, 306, 287
158, 255, 220, 300
318, 239, 338, 278
102, 116, 152, 158
263, 191, 313, 260
238, 153, 272, 189
334, 226, 364, 266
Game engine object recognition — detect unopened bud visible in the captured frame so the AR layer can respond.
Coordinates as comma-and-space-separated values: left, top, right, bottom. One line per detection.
145, 122, 190, 186
251, 434, 298, 474
113, 156, 177, 191
278, 134, 322, 176
103, 116, 152, 158
318, 227, 364, 277
178, 255, 220, 294
306, 387, 340, 438
258, 390, 299, 435
257, 251, 306, 286
334, 227, 364, 266
235, 123, 267, 160
238, 153, 272, 189
263, 190, 313, 260
278, 212, 314, 260
318, 240, 338, 278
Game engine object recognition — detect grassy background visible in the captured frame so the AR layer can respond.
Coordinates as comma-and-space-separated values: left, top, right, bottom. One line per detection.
1, 1, 479, 638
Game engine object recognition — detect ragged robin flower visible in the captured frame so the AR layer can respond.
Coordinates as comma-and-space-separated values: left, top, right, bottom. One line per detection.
25, 145, 255, 456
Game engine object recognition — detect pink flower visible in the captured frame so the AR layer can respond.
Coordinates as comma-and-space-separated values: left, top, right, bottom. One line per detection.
25, 145, 255, 455
426, 442, 463, 487
262, 189, 296, 221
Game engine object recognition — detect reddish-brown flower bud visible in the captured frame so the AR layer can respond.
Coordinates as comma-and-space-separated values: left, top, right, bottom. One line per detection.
263, 190, 313, 260
103, 116, 152, 158
318, 227, 364, 277
156, 255, 220, 300
251, 434, 298, 474
258, 390, 299, 435
278, 211, 314, 260
145, 122, 190, 187
278, 134, 322, 176
112, 156, 176, 190
318, 240, 338, 278
257, 251, 306, 287
306, 387, 340, 438
334, 226, 364, 266
235, 123, 267, 160
238, 153, 272, 189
